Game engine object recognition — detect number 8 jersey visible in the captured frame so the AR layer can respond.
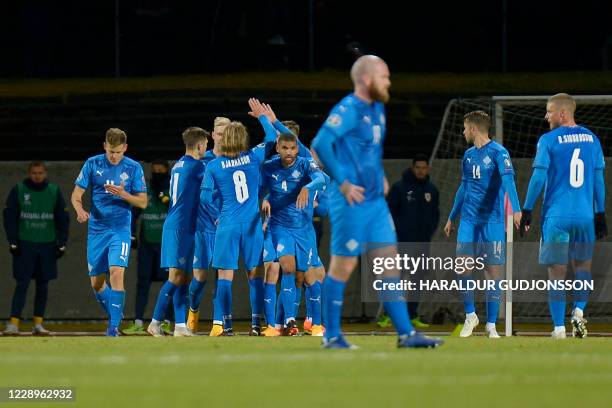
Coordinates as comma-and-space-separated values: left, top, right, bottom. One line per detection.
534, 125, 605, 219
201, 144, 266, 225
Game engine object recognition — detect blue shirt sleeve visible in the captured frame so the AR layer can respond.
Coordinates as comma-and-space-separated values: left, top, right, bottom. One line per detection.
501, 174, 521, 213
304, 161, 326, 192
75, 160, 91, 189
533, 136, 551, 169
313, 192, 329, 217
258, 115, 279, 144
251, 143, 268, 164
594, 168, 606, 213
448, 181, 465, 221
131, 164, 147, 193
202, 164, 216, 192
523, 167, 547, 211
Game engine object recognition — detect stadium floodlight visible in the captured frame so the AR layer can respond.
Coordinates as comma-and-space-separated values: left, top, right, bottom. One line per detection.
431, 95, 612, 336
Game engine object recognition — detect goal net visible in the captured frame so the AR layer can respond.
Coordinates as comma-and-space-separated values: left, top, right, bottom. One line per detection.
429, 96, 612, 333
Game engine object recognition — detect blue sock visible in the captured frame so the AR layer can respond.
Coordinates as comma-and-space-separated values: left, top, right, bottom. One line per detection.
322, 276, 345, 339
573, 270, 592, 311
264, 283, 277, 327
108, 290, 125, 329
173, 284, 188, 324
212, 282, 223, 325
281, 274, 296, 323
188, 278, 207, 312
94, 286, 111, 316
548, 282, 566, 327
459, 275, 476, 314
309, 281, 322, 326
152, 281, 178, 321
249, 277, 264, 327
305, 285, 313, 319
217, 279, 233, 330
381, 277, 414, 336
486, 280, 502, 324
294, 286, 302, 318
276, 291, 285, 326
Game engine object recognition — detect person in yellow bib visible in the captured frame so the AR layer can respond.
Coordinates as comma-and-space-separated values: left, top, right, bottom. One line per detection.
3, 161, 69, 335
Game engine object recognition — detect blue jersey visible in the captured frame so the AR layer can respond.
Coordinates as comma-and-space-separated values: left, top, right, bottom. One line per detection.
533, 125, 605, 218
202, 144, 266, 225
262, 156, 326, 229
197, 150, 221, 232
460, 141, 515, 224
75, 154, 146, 233
312, 93, 386, 201
164, 155, 205, 232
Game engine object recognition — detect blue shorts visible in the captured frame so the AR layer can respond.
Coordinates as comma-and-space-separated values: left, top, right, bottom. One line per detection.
329, 196, 397, 257
193, 230, 215, 270
87, 229, 131, 276
539, 217, 595, 265
271, 223, 319, 272
161, 228, 195, 273
456, 220, 505, 265
213, 218, 263, 270
263, 229, 277, 263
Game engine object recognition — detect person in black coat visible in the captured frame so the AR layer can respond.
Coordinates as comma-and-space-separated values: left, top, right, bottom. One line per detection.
385, 154, 440, 327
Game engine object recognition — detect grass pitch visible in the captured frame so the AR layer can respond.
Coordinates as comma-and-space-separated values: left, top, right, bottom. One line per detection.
2, 335, 612, 408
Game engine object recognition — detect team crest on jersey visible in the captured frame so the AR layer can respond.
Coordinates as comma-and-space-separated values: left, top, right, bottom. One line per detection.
120, 172, 129, 182
276, 244, 285, 252
483, 156, 491, 165
291, 170, 301, 179
345, 239, 358, 252
326, 114, 342, 127
424, 192, 431, 202
363, 115, 371, 124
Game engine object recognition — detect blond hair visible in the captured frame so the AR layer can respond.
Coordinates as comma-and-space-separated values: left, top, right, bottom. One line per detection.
463, 111, 491, 132
214, 117, 231, 129
548, 93, 576, 114
106, 128, 127, 146
182, 127, 209, 150
221, 122, 249, 158
350, 55, 384, 85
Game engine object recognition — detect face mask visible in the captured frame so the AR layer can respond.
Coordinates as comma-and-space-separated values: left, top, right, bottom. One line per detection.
151, 173, 169, 193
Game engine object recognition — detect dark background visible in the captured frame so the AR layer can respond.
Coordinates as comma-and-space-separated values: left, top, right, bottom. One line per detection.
1, 0, 611, 77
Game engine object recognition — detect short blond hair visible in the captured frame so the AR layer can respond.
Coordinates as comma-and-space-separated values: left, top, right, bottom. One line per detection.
221, 122, 249, 158
106, 128, 127, 146
464, 111, 491, 132
548, 93, 576, 114
182, 127, 209, 149
214, 117, 231, 129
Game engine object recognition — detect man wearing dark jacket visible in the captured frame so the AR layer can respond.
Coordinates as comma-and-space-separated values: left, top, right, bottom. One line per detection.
3, 161, 69, 335
385, 154, 440, 327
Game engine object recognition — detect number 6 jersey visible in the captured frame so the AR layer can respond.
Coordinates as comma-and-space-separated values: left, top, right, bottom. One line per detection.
534, 125, 605, 219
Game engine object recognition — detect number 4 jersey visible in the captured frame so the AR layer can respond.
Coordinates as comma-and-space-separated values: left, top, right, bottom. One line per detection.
534, 125, 605, 219
201, 144, 266, 225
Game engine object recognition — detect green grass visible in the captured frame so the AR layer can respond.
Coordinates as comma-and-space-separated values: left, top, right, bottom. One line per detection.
2, 336, 612, 408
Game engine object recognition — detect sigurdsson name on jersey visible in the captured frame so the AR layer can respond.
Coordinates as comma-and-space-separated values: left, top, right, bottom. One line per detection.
221, 155, 251, 169
557, 133, 594, 144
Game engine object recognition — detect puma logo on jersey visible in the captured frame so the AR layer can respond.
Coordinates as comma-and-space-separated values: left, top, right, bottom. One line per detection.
96, 170, 104, 176
271, 174, 279, 181
120, 256, 126, 262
